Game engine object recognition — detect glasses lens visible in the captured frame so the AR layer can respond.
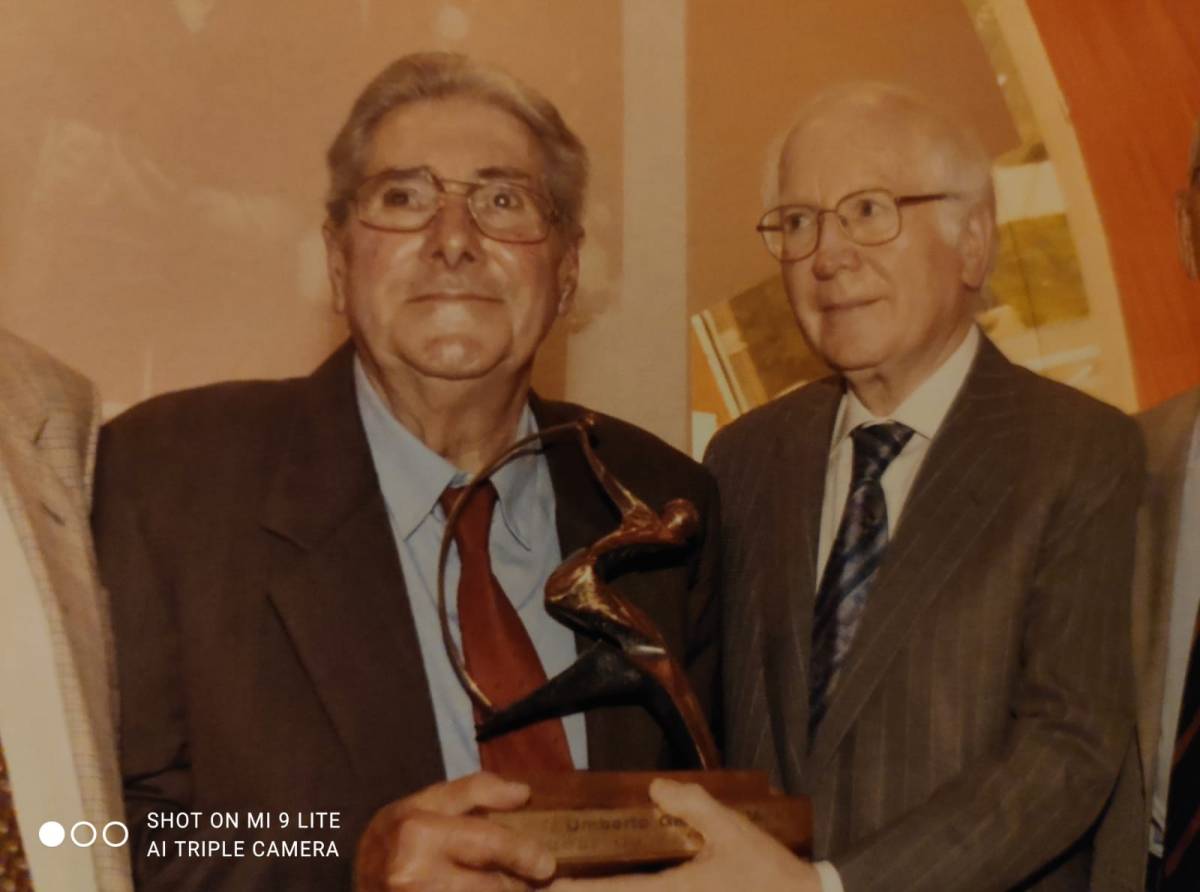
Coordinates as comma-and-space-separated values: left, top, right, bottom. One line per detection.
469, 182, 550, 242
759, 206, 820, 260
836, 190, 899, 246
357, 175, 438, 231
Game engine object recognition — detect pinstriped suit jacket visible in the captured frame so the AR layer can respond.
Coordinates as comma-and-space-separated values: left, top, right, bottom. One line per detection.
0, 329, 132, 892
706, 335, 1141, 892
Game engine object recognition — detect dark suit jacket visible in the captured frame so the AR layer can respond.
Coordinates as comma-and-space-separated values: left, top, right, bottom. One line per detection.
707, 335, 1141, 892
1092, 386, 1200, 891
93, 344, 720, 891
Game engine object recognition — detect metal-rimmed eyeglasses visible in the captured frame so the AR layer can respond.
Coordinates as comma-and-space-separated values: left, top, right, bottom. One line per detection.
353, 167, 557, 244
756, 189, 957, 261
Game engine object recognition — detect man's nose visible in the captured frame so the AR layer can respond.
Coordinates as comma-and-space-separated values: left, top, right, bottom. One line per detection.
423, 195, 481, 267
811, 212, 860, 278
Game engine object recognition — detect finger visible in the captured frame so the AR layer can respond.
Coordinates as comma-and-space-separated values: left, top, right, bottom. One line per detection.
407, 772, 532, 817
404, 812, 555, 882
492, 875, 534, 892
395, 865, 534, 892
647, 779, 754, 843
548, 870, 688, 892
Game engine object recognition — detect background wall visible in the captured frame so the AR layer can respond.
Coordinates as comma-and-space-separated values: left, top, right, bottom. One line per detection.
1026, 0, 1200, 408
687, 0, 1200, 451
3, 1, 1199, 451
0, 0, 675, 433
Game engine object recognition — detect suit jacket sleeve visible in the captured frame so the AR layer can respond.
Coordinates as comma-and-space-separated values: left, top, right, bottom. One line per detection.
93, 417, 291, 890
832, 411, 1143, 892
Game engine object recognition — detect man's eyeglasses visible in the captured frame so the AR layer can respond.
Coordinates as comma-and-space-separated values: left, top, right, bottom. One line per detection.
353, 168, 557, 244
756, 189, 957, 261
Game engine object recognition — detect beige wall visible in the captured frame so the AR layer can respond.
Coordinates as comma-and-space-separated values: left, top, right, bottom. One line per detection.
1, 1, 649, 429
7, 2, 1186, 448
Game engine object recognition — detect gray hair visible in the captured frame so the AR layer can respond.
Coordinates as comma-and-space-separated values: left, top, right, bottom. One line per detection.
781, 82, 995, 247
325, 52, 588, 239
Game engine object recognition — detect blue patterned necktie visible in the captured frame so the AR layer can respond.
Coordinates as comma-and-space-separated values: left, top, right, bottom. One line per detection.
810, 421, 914, 736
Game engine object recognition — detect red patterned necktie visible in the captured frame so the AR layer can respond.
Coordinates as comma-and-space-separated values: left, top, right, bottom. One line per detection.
441, 483, 573, 774
0, 738, 34, 890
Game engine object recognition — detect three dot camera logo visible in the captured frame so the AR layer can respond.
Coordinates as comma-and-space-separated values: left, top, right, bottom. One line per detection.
38, 820, 128, 849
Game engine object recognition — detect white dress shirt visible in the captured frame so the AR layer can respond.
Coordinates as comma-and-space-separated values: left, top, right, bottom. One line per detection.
0, 494, 101, 891
813, 326, 980, 892
817, 327, 981, 580
1150, 411, 1200, 854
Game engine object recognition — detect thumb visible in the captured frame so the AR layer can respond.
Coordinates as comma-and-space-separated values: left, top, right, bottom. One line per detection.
648, 779, 746, 845
409, 771, 531, 816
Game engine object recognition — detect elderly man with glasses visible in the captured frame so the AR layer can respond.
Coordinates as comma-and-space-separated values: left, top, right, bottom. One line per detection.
556, 83, 1141, 892
92, 52, 719, 892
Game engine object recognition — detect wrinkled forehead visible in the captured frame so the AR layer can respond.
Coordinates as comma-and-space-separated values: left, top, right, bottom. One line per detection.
778, 106, 936, 200
364, 95, 546, 181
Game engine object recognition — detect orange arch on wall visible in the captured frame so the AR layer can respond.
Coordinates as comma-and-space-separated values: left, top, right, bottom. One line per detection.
1028, 0, 1200, 409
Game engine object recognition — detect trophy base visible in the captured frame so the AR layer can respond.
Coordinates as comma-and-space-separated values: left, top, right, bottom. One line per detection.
487, 770, 811, 877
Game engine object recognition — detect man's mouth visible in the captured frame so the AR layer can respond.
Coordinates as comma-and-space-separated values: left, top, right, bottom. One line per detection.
820, 296, 878, 313
410, 291, 501, 304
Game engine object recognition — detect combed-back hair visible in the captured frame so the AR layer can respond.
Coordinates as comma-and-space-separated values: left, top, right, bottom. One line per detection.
325, 52, 588, 239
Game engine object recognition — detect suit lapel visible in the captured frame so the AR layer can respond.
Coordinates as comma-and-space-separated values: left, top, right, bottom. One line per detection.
0, 391, 125, 886
777, 382, 839, 627
810, 338, 1023, 769
0, 370, 83, 536
1, 438, 105, 659
765, 380, 840, 786
0, 402, 111, 738
262, 345, 445, 794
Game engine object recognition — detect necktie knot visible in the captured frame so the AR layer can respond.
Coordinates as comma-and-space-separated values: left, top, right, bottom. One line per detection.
441, 482, 498, 562
810, 420, 913, 735
850, 422, 914, 484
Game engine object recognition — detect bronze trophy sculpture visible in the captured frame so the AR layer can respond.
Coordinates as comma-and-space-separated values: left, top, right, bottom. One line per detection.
438, 414, 809, 875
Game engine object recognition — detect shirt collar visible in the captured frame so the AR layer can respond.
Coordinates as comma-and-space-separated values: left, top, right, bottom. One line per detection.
354, 356, 543, 549
488, 412, 544, 552
831, 325, 980, 449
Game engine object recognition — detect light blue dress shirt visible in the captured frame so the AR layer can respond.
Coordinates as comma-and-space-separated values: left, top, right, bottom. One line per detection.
354, 358, 587, 779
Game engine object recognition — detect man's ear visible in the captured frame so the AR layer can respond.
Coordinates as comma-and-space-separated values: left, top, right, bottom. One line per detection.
323, 221, 350, 314
1178, 191, 1199, 279
958, 202, 995, 291
556, 240, 581, 317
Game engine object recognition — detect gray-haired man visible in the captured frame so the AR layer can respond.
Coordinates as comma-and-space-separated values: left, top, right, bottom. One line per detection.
556, 82, 1141, 892
94, 53, 719, 891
